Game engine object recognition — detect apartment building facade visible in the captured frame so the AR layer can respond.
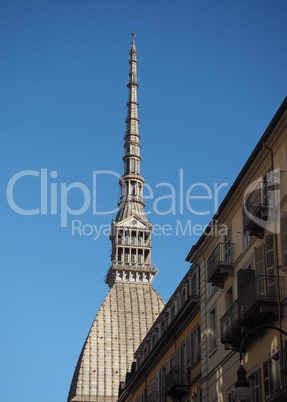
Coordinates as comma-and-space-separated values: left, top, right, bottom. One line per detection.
186, 97, 287, 401
118, 264, 202, 402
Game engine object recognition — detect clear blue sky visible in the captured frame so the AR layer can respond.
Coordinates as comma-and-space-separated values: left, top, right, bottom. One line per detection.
1, 1, 287, 401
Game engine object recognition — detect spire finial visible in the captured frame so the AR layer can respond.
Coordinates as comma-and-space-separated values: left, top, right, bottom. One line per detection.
131, 31, 136, 38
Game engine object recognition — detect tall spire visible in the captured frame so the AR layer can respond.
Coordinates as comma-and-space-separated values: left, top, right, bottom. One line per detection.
115, 31, 146, 222
106, 33, 157, 288
67, 35, 164, 402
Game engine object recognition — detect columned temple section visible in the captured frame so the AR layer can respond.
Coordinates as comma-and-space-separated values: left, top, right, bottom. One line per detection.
67, 34, 165, 402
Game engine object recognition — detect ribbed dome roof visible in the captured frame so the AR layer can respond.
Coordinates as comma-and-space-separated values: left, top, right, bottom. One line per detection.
68, 282, 164, 401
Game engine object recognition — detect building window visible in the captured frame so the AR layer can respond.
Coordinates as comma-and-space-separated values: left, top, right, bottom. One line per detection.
161, 320, 166, 335
171, 304, 175, 320
138, 250, 143, 264
125, 160, 129, 174
224, 229, 232, 263
182, 324, 200, 367
243, 230, 251, 248
209, 282, 215, 296
263, 359, 273, 398
151, 334, 157, 348
209, 308, 216, 353
135, 159, 139, 174
245, 260, 253, 270
248, 368, 261, 402
137, 356, 141, 369
271, 353, 281, 394
124, 249, 129, 263
130, 159, 135, 173
118, 248, 123, 262
131, 231, 136, 245
138, 232, 143, 246
131, 249, 136, 263
190, 268, 199, 296
191, 324, 200, 365
125, 230, 130, 245
227, 388, 234, 402
131, 181, 136, 195
226, 286, 233, 310
143, 346, 147, 360
242, 207, 251, 248
263, 352, 282, 399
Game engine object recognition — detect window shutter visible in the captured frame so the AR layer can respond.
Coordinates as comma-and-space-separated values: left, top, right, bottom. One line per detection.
165, 359, 170, 374
142, 388, 147, 402
181, 283, 187, 305
161, 366, 165, 395
254, 244, 265, 275
150, 378, 155, 394
185, 334, 192, 367
265, 234, 277, 298
195, 324, 200, 362
195, 389, 201, 402
177, 293, 182, 311
194, 267, 199, 295
263, 360, 273, 398
191, 329, 196, 365
249, 368, 261, 402
187, 278, 192, 297
265, 234, 275, 274
155, 372, 161, 392
175, 346, 181, 366
281, 214, 287, 269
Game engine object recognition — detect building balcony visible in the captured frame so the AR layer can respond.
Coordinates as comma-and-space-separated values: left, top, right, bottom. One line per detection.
110, 261, 157, 272
220, 275, 284, 349
147, 391, 161, 402
165, 366, 189, 397
268, 384, 287, 401
243, 181, 268, 238
207, 242, 235, 288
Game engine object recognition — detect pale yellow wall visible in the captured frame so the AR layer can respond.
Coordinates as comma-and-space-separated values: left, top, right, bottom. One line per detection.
193, 108, 287, 401
123, 309, 202, 401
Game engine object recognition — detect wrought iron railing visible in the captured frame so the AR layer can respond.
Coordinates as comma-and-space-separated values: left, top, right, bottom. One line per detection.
207, 242, 235, 281
147, 391, 161, 402
165, 366, 189, 395
220, 275, 284, 342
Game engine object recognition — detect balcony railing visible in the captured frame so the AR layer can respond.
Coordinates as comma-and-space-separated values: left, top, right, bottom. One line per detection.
268, 384, 287, 401
243, 180, 269, 236
117, 238, 149, 247
207, 242, 235, 286
165, 366, 189, 397
221, 275, 284, 347
147, 391, 161, 402
109, 261, 157, 274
